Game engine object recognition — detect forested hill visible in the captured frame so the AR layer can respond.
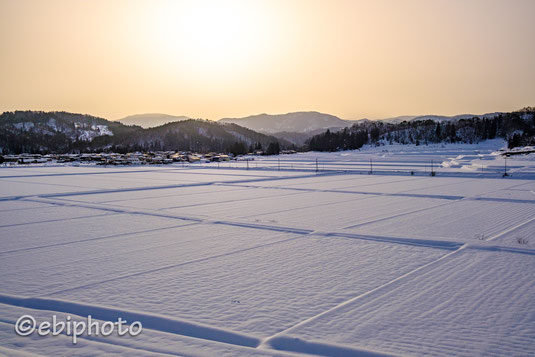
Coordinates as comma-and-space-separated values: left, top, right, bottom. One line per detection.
307, 108, 535, 151
0, 111, 289, 154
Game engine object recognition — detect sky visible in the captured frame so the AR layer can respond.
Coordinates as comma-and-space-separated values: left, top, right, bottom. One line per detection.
1, 0, 534, 121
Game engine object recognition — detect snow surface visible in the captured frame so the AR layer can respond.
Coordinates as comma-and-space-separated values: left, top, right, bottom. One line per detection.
1, 141, 535, 356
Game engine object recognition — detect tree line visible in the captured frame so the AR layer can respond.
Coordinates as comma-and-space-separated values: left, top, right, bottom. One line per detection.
0, 111, 288, 155
307, 107, 535, 151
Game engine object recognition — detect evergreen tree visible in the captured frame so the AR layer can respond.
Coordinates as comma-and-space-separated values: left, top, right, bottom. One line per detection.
266, 142, 280, 155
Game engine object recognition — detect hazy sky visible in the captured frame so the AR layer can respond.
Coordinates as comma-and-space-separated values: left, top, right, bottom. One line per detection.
1, 0, 534, 120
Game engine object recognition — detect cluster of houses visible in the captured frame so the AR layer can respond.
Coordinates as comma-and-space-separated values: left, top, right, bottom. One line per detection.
1, 149, 298, 166
0, 151, 233, 165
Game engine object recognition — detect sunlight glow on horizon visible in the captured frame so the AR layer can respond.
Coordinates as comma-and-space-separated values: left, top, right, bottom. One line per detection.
0, 0, 534, 120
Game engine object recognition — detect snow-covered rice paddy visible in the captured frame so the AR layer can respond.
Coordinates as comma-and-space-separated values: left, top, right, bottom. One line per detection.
1, 141, 535, 356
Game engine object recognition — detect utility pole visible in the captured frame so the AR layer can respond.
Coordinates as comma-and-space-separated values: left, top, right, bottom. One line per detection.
369, 158, 373, 174
430, 159, 435, 176
246, 159, 249, 170
503, 156, 508, 177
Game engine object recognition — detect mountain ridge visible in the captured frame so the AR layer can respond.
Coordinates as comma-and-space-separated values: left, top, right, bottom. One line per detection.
117, 113, 192, 128
219, 111, 350, 134
115, 111, 505, 133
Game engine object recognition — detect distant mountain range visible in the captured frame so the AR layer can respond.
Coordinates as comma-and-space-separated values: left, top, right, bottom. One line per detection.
116, 111, 504, 134
117, 113, 192, 128
219, 111, 351, 134
219, 111, 503, 132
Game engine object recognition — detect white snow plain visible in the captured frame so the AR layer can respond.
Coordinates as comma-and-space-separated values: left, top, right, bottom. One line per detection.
1, 140, 535, 356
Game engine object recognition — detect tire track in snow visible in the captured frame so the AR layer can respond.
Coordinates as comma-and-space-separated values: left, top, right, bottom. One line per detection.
0, 344, 43, 357
157, 190, 307, 212
341, 197, 462, 230
236, 192, 381, 221
0, 222, 198, 256
39, 235, 303, 298
0, 177, 102, 190
259, 245, 468, 355
0, 211, 119, 229
95, 184, 247, 204
485, 214, 535, 242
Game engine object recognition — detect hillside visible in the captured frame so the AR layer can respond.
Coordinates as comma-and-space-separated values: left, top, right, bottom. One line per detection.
307, 108, 535, 151
137, 120, 290, 153
0, 111, 287, 154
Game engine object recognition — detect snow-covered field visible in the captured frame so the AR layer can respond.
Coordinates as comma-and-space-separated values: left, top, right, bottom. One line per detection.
1, 141, 535, 356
